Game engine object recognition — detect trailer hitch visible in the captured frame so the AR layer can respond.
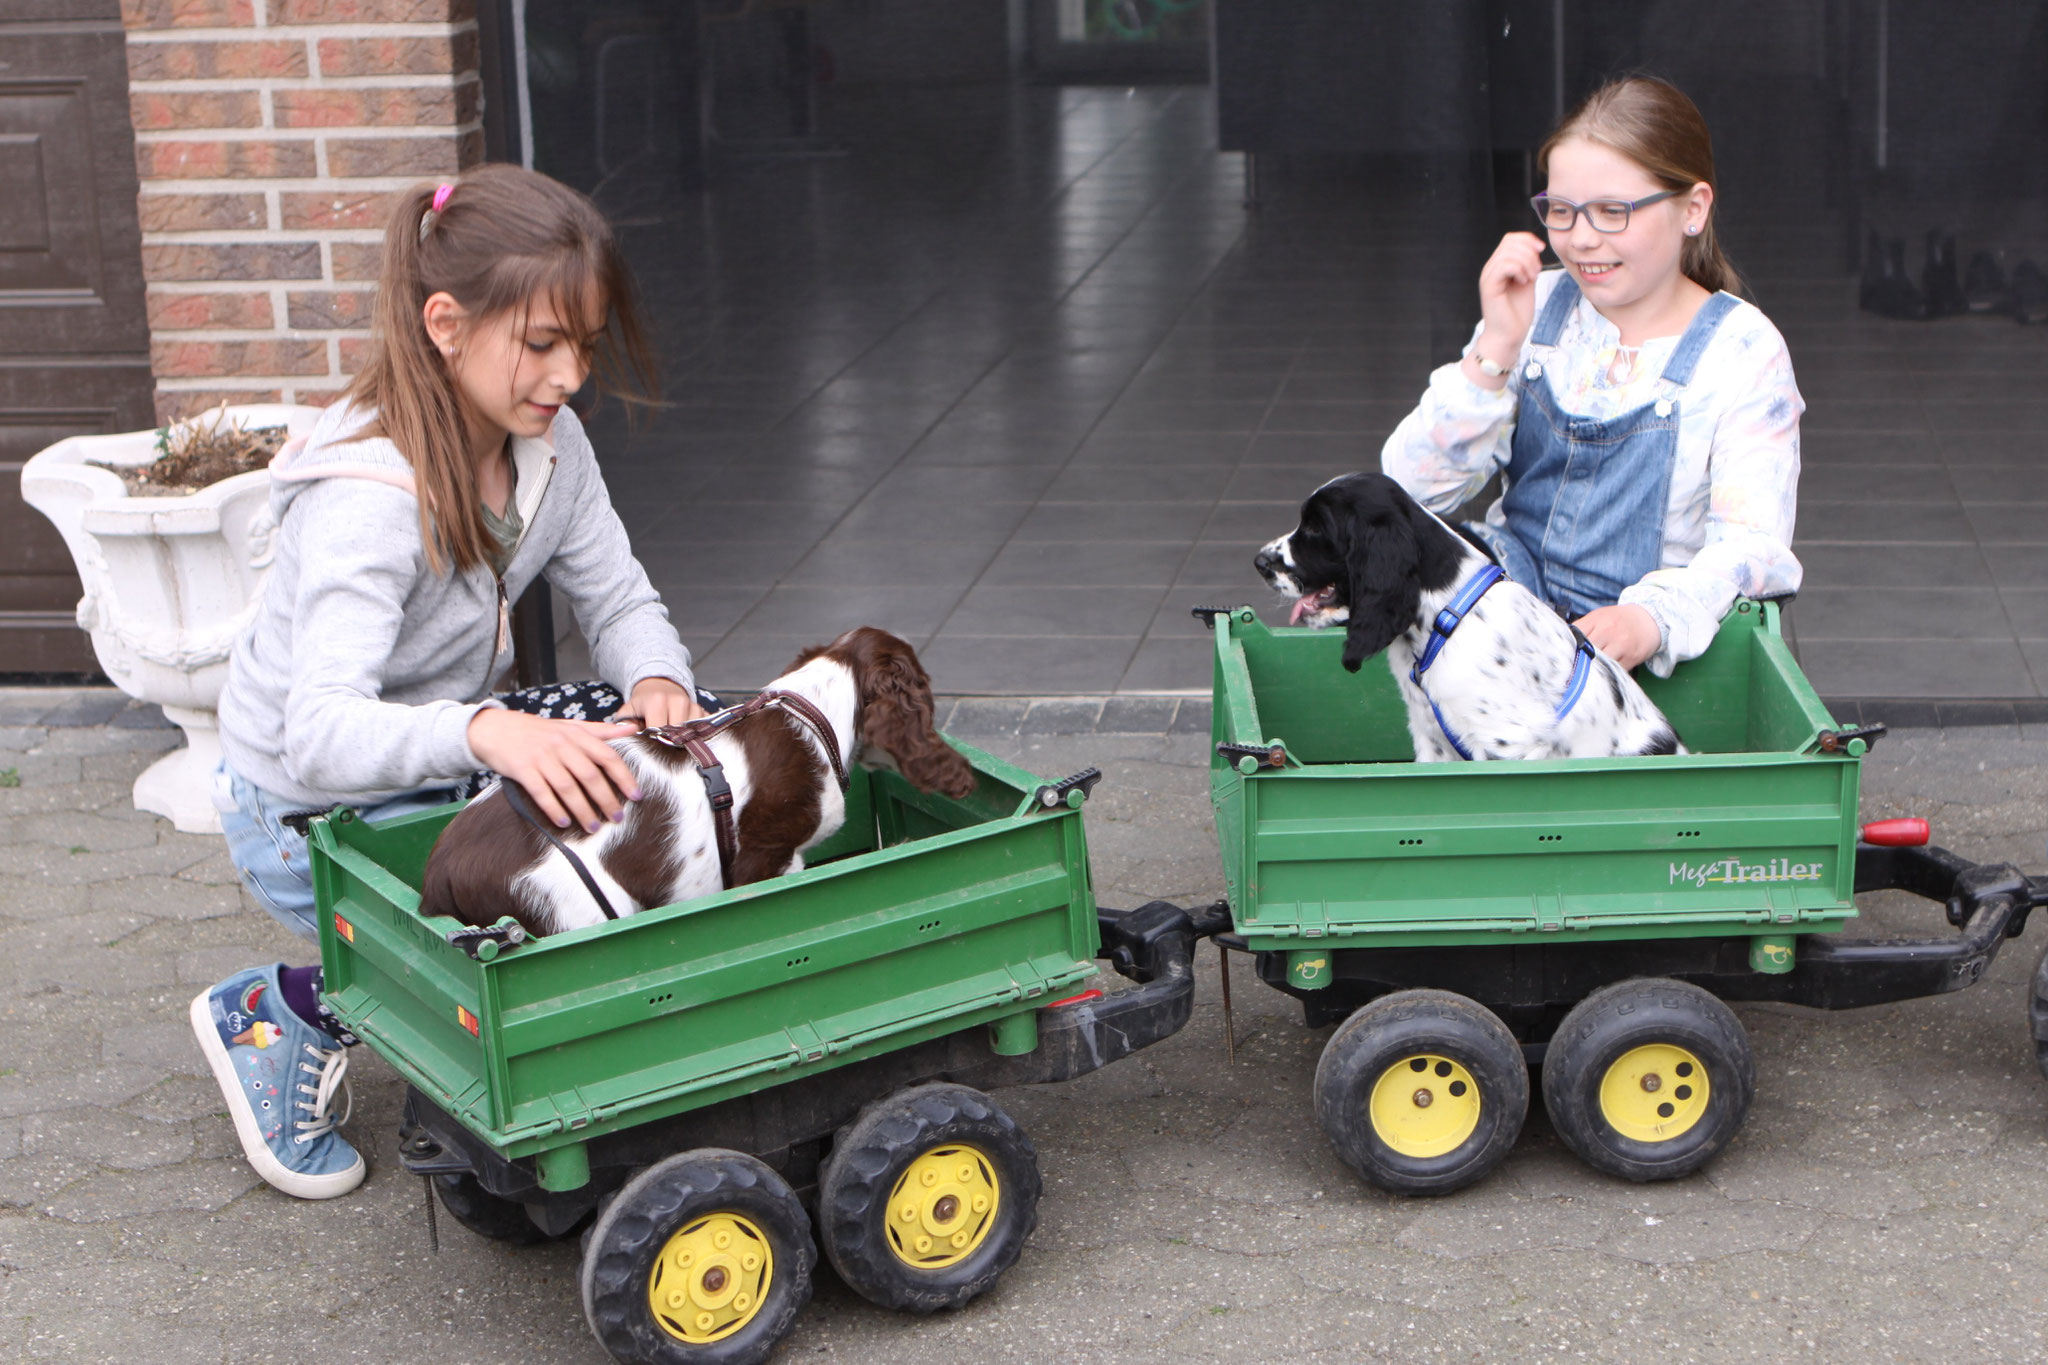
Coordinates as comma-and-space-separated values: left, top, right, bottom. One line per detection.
1815, 722, 1888, 755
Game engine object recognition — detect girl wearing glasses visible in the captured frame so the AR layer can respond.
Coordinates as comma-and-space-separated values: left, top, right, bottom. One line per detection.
1383, 75, 1801, 675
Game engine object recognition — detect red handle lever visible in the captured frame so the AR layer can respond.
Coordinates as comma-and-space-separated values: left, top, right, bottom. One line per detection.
1861, 817, 1929, 847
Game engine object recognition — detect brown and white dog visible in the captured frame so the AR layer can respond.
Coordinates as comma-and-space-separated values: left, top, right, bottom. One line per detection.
422, 626, 976, 936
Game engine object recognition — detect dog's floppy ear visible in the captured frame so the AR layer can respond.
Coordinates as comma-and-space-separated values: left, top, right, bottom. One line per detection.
859, 638, 978, 799
1340, 509, 1422, 672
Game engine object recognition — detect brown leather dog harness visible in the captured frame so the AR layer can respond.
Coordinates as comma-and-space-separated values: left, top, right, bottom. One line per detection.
641, 690, 849, 892
496, 691, 849, 927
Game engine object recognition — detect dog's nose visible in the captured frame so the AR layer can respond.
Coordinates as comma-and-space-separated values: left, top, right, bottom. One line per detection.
1252, 547, 1281, 578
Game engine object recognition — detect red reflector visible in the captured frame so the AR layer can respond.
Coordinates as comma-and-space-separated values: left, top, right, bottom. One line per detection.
457, 1005, 480, 1036
333, 914, 355, 943
1861, 817, 1929, 847
1049, 988, 1103, 1008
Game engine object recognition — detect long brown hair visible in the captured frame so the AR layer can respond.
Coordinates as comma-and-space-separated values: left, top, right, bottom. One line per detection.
1538, 76, 1744, 298
345, 164, 657, 574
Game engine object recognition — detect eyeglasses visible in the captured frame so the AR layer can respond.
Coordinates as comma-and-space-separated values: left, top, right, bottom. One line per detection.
1530, 189, 1682, 234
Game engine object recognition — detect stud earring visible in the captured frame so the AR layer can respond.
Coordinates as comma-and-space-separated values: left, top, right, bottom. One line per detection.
1685, 225, 1700, 236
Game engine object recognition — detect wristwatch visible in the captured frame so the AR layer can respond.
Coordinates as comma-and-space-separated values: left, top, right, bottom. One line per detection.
1473, 352, 1510, 379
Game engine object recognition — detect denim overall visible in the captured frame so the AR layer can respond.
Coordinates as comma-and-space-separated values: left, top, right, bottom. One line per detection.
1483, 277, 1741, 617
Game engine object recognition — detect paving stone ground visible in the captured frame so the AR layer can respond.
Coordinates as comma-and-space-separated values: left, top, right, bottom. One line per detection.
6, 691, 2048, 1362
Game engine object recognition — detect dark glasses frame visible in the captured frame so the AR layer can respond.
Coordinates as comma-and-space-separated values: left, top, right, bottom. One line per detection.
1529, 189, 1684, 233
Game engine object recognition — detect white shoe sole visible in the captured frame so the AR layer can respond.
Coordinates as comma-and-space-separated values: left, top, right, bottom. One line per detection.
189, 989, 366, 1200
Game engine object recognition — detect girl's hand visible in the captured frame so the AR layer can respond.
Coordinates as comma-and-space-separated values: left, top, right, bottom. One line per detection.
615, 676, 706, 729
1575, 604, 1662, 671
466, 707, 642, 833
1473, 232, 1549, 373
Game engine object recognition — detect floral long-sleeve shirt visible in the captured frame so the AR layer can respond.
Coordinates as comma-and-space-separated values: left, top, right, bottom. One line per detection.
1381, 269, 1803, 676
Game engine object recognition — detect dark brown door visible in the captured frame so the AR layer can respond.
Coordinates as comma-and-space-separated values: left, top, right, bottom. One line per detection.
0, 0, 156, 676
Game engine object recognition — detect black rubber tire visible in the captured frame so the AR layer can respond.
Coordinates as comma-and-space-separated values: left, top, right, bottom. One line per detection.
579, 1149, 813, 1365
815, 1083, 1040, 1313
2029, 944, 2048, 1083
1313, 988, 1528, 1196
1542, 978, 1755, 1183
432, 1172, 549, 1245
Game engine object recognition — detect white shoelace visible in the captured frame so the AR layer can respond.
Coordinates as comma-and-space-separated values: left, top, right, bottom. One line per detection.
293, 1043, 353, 1145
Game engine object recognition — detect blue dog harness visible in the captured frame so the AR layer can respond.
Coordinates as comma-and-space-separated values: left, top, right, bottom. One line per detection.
1409, 563, 1596, 760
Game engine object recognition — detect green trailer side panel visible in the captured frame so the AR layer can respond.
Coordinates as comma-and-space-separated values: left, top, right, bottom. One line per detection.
313, 739, 1101, 1157
1208, 601, 1864, 952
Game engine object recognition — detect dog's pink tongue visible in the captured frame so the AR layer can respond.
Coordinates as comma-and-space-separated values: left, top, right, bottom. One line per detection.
1290, 593, 1318, 626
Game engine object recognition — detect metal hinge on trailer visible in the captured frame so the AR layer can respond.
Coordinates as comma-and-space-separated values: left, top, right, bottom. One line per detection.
1021, 766, 1103, 815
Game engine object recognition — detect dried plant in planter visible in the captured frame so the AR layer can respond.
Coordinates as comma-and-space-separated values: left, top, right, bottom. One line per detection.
93, 406, 288, 496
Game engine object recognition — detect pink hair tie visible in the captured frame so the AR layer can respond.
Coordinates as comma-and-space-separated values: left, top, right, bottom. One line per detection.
418, 182, 455, 243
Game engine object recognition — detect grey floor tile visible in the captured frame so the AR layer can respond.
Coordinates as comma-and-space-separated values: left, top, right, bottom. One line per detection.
1940, 431, 2048, 462
695, 633, 856, 692
1998, 591, 2048, 638
1793, 543, 1993, 590
735, 586, 964, 640
1796, 398, 1928, 434
1202, 502, 1300, 542
1263, 399, 1411, 434
1222, 465, 1349, 501
1797, 465, 1957, 503
832, 498, 1033, 541
642, 586, 774, 636
1923, 400, 2048, 432
916, 634, 1140, 694
1800, 432, 1943, 464
564, 84, 2038, 701
1986, 552, 2048, 590
1066, 431, 1251, 465
1795, 500, 1974, 543
1011, 501, 1216, 542
1176, 539, 1269, 588
633, 501, 848, 545
1145, 591, 1252, 639
780, 537, 999, 588
940, 585, 1164, 638
1948, 464, 2048, 501
1121, 371, 1286, 403
1243, 432, 1378, 465
1119, 636, 1217, 692
1964, 503, 2048, 544
1042, 463, 1236, 501
1094, 399, 1270, 433
976, 539, 1189, 587
863, 465, 1065, 503
1796, 639, 2037, 699
635, 539, 816, 589
1787, 587, 2010, 642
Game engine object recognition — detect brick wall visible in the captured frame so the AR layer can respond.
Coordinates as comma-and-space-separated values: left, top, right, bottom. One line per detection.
120, 0, 486, 421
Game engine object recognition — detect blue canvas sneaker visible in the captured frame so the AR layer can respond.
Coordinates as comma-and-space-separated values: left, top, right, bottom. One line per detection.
190, 964, 364, 1199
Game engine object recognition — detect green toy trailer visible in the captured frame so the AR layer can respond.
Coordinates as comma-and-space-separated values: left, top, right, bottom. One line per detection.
1205, 599, 2048, 1195
309, 742, 1206, 1365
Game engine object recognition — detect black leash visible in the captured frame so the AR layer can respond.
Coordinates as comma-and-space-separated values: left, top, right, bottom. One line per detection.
500, 780, 622, 921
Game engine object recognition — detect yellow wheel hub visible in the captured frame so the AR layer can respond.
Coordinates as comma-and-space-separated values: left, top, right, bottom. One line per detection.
886, 1144, 1000, 1270
1368, 1054, 1482, 1159
647, 1212, 773, 1345
1599, 1043, 1710, 1143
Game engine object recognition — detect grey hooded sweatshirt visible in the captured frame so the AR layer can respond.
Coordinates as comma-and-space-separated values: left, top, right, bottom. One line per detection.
216, 401, 693, 808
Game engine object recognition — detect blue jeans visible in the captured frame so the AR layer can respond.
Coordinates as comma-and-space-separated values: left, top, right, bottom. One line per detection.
215, 761, 458, 941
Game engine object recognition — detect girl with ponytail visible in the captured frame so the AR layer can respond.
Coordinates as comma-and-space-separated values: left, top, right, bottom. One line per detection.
1384, 75, 1802, 676
192, 165, 704, 1201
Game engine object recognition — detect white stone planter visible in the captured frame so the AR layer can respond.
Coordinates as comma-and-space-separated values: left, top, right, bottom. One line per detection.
20, 405, 323, 833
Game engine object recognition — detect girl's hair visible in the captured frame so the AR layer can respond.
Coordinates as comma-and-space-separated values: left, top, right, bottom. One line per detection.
1538, 76, 1744, 298
345, 164, 657, 574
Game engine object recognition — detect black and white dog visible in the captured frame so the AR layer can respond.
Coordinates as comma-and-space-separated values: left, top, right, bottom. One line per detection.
1253, 473, 1683, 761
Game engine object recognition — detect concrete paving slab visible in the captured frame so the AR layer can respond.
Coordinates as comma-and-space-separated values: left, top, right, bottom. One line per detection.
3, 705, 2048, 1361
